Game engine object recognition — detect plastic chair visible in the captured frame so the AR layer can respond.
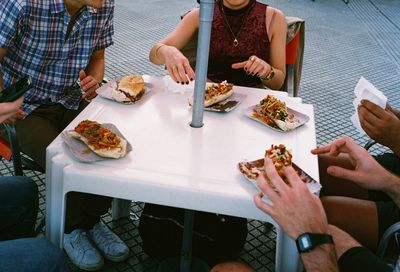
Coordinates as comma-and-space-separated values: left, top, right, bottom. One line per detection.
180, 13, 305, 97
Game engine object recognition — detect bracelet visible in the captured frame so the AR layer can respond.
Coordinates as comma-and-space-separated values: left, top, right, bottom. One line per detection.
260, 66, 275, 81
154, 43, 167, 62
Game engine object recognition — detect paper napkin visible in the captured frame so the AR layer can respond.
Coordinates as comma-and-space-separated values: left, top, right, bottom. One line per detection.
350, 77, 387, 135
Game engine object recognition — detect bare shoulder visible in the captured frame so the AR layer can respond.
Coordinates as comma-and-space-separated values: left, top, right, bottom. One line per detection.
267, 7, 286, 23
181, 7, 200, 28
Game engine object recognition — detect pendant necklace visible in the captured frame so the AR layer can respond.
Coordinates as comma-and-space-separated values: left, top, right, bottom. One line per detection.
219, 2, 253, 47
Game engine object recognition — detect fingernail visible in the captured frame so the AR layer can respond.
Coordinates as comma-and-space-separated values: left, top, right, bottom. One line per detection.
176, 81, 180, 84
186, 82, 189, 85
190, 78, 194, 81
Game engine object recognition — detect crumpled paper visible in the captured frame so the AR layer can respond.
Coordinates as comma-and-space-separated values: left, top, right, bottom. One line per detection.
350, 76, 387, 135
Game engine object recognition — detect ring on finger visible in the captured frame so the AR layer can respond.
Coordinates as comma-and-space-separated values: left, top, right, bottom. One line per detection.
249, 56, 256, 62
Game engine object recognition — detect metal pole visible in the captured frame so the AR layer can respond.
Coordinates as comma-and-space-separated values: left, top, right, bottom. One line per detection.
180, 210, 195, 272
190, 0, 215, 128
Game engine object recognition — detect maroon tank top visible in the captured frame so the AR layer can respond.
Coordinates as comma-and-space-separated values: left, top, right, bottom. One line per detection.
208, 0, 270, 87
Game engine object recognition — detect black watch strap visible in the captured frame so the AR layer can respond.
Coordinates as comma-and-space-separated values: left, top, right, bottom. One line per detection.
296, 232, 334, 253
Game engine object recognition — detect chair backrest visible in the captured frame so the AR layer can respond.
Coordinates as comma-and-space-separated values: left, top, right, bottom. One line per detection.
284, 16, 305, 97
179, 13, 305, 97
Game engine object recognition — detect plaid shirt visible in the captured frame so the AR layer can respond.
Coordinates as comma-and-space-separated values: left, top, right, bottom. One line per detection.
0, 0, 114, 116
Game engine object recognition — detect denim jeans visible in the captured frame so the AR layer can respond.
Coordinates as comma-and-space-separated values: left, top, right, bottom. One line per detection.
0, 176, 38, 240
0, 176, 68, 271
0, 238, 68, 272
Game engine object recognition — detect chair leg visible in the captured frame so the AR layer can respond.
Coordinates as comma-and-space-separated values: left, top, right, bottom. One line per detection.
3, 124, 23, 176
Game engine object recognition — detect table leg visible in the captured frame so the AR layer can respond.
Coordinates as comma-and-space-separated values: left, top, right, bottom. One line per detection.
180, 209, 194, 272
275, 227, 302, 271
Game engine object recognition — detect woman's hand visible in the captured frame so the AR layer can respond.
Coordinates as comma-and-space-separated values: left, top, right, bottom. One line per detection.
160, 46, 195, 85
231, 55, 272, 79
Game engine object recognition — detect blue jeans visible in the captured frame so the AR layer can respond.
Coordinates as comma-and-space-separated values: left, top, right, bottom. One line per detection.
0, 238, 68, 272
0, 176, 68, 271
0, 176, 38, 240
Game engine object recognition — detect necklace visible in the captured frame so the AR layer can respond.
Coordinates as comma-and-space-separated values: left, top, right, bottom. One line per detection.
219, 1, 253, 47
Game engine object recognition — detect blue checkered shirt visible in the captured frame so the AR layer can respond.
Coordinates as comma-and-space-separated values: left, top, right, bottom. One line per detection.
0, 0, 114, 116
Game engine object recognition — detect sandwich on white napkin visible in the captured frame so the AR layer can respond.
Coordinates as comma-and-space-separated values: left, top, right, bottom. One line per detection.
350, 76, 387, 135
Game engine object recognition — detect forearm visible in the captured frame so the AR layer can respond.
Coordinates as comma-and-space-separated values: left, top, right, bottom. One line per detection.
85, 51, 105, 83
300, 244, 339, 272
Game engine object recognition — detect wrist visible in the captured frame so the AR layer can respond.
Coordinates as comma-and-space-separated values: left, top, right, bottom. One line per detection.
260, 65, 275, 81
154, 42, 167, 62
296, 232, 334, 253
385, 174, 400, 201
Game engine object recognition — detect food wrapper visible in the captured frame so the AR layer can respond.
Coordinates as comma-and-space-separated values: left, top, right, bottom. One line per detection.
61, 123, 133, 162
351, 77, 387, 135
163, 75, 194, 94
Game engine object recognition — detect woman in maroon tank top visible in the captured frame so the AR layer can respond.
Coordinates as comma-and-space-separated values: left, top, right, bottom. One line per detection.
149, 0, 287, 90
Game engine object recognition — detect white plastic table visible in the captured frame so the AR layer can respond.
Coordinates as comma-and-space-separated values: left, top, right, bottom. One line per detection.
46, 75, 319, 272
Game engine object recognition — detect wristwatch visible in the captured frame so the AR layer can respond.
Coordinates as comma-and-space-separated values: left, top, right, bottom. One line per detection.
295, 232, 334, 253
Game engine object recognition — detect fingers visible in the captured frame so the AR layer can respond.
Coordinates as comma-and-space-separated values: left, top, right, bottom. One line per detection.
258, 157, 288, 196
284, 166, 303, 188
79, 70, 86, 82
360, 100, 385, 118
232, 56, 270, 78
231, 61, 247, 69
253, 191, 275, 217
326, 165, 359, 182
167, 62, 193, 84
358, 103, 381, 126
79, 75, 99, 100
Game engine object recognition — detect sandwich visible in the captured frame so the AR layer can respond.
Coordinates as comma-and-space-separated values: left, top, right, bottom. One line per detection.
68, 120, 127, 159
111, 75, 145, 103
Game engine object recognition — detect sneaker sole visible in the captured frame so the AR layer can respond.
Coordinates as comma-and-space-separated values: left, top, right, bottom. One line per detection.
104, 249, 130, 262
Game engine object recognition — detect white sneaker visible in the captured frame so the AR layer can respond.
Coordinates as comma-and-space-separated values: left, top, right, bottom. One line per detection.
63, 229, 104, 271
88, 222, 129, 262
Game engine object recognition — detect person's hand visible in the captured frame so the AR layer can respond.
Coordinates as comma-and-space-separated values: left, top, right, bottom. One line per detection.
162, 46, 195, 84
0, 96, 25, 124
253, 157, 329, 240
231, 55, 271, 79
79, 70, 99, 100
311, 136, 398, 193
358, 100, 400, 154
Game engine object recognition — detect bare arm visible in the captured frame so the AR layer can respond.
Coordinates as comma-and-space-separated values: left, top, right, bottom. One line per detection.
0, 48, 7, 90
149, 8, 199, 84
79, 49, 105, 100
263, 7, 286, 90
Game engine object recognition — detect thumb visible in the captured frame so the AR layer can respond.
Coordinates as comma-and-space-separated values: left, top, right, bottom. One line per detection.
327, 166, 359, 182
79, 70, 86, 81
231, 61, 247, 69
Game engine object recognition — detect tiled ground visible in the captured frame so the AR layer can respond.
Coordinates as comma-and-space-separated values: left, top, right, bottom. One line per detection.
1, 0, 400, 271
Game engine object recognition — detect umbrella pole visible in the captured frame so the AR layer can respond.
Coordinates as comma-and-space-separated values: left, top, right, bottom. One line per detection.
190, 0, 215, 128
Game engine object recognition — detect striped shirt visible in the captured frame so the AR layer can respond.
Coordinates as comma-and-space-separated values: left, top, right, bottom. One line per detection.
0, 0, 114, 115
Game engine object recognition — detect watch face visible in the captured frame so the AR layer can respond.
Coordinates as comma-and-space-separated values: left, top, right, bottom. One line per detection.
299, 235, 312, 250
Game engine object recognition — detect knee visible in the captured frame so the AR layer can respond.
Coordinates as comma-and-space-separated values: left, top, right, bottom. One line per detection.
34, 239, 68, 270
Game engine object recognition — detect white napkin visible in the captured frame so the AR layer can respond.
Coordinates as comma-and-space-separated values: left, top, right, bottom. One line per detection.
350, 76, 387, 135
163, 75, 194, 94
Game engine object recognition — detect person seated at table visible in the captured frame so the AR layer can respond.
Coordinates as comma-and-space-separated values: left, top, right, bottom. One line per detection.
316, 100, 400, 251
0, 99, 68, 272
0, 1, 128, 270
211, 136, 395, 272
149, 0, 287, 90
